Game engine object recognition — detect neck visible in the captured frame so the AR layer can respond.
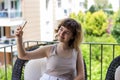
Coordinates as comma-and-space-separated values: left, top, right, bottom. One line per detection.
58, 42, 71, 50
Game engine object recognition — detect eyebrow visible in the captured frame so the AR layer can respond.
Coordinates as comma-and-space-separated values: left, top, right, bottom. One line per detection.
60, 26, 72, 33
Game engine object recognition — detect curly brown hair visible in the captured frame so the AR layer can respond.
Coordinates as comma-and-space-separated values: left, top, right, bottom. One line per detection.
55, 18, 83, 50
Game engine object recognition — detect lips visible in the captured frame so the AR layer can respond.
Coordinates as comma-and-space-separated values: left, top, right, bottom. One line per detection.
59, 35, 64, 39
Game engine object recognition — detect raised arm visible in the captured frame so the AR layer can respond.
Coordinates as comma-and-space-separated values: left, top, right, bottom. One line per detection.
15, 26, 51, 60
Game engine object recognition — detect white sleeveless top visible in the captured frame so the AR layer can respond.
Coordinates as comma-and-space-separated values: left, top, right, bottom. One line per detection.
45, 44, 78, 80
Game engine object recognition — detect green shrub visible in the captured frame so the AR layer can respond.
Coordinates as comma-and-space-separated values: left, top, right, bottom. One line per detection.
111, 10, 120, 43
0, 65, 12, 80
85, 10, 108, 36
70, 10, 108, 37
81, 42, 120, 80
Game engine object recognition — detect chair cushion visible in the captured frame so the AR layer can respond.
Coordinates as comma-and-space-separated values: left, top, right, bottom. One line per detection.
115, 66, 120, 80
24, 58, 47, 80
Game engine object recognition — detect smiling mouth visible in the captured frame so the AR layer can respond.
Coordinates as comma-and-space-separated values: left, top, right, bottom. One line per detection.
59, 36, 64, 39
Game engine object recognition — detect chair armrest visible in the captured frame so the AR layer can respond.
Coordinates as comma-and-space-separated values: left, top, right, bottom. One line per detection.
105, 56, 120, 80
83, 59, 87, 80
12, 58, 28, 80
12, 45, 39, 80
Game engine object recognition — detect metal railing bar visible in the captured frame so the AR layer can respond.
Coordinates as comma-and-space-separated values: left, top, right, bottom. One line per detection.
1, 41, 120, 80
10, 45, 13, 68
0, 44, 16, 50
89, 44, 92, 80
113, 45, 115, 59
3, 47, 7, 80
82, 42, 120, 45
101, 44, 103, 80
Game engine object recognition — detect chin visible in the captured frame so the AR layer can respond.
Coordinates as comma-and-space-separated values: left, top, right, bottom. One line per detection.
57, 37, 64, 42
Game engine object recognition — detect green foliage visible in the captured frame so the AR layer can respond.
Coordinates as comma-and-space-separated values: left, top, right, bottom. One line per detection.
89, 5, 97, 13
85, 10, 108, 36
81, 35, 119, 80
70, 11, 85, 24
69, 12, 77, 20
21, 67, 24, 80
0, 65, 24, 80
0, 65, 12, 80
112, 10, 120, 43
85, 34, 116, 43
70, 10, 108, 37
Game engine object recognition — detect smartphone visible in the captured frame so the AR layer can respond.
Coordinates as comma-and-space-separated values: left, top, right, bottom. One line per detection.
21, 20, 27, 30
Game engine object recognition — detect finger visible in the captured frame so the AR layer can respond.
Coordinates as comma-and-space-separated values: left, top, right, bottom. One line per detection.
15, 27, 23, 36
17, 26, 22, 30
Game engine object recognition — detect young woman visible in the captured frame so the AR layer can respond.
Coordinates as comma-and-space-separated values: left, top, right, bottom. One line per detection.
15, 18, 85, 80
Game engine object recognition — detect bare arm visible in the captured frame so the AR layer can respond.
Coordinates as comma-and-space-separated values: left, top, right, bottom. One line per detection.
15, 26, 51, 60
74, 49, 85, 80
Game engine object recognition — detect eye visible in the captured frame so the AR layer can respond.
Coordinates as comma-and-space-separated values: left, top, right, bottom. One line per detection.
65, 31, 71, 35
59, 27, 63, 31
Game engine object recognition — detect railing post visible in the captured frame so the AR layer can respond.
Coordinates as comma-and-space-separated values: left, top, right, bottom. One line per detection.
10, 45, 13, 68
101, 44, 103, 80
4, 48, 7, 80
113, 45, 115, 59
89, 44, 92, 80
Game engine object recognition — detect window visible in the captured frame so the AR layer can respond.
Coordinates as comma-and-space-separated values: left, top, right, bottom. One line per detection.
11, 1, 17, 9
64, 9, 67, 15
79, 2, 84, 7
57, 0, 61, 7
10, 0, 22, 18
10, 27, 16, 36
1, 2, 4, 10
0, 1, 4, 10
46, 0, 49, 9
0, 27, 5, 38
0, 0, 22, 18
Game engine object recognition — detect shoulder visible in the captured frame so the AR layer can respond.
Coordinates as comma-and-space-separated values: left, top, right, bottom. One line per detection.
74, 47, 82, 54
74, 48, 82, 59
40, 44, 56, 56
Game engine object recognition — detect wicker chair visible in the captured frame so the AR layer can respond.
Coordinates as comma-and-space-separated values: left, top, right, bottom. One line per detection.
12, 58, 27, 80
105, 56, 120, 80
12, 58, 87, 80
12, 45, 88, 80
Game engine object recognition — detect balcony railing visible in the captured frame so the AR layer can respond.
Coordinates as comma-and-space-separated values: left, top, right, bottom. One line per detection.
0, 41, 120, 80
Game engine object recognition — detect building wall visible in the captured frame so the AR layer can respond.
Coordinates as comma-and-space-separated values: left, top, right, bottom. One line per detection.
5, 27, 10, 38
40, 0, 55, 41
20, 0, 86, 42
22, 0, 40, 41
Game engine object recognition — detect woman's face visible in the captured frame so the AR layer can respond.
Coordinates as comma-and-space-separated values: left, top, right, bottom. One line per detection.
57, 26, 73, 43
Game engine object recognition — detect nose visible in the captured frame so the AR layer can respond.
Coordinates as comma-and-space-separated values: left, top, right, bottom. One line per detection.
60, 30, 65, 36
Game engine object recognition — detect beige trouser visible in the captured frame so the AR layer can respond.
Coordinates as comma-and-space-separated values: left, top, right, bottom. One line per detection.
115, 66, 120, 80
